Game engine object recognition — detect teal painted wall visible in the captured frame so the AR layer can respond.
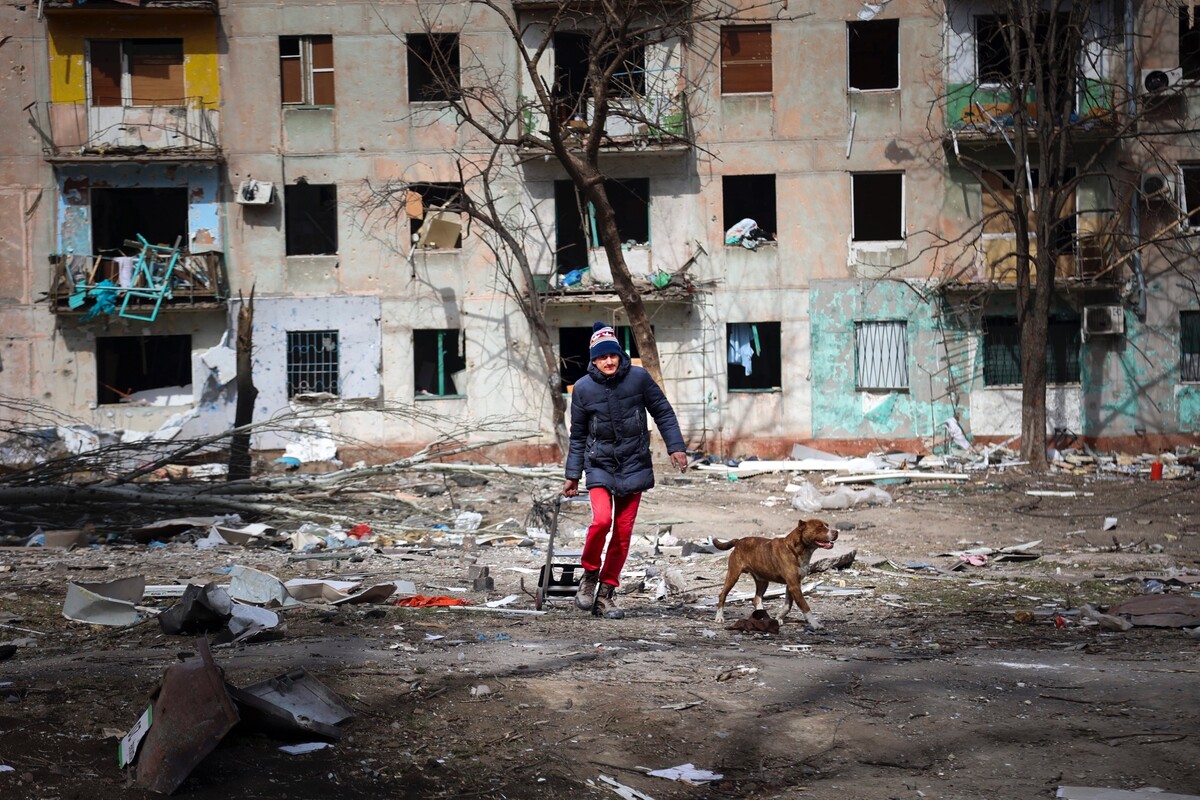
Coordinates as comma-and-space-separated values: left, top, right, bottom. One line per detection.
810, 280, 965, 438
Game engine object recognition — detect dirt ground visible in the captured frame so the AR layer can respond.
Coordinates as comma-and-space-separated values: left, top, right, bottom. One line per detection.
1, 466, 1198, 800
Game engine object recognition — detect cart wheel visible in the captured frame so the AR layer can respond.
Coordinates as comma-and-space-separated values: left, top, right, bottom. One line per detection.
534, 588, 544, 610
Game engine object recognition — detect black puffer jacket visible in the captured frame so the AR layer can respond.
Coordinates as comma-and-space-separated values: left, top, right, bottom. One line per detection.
565, 354, 686, 496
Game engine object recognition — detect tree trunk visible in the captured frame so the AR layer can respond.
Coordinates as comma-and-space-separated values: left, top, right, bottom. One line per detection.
228, 292, 257, 481
588, 191, 664, 385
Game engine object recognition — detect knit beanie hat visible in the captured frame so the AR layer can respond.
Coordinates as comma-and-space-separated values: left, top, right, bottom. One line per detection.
589, 322, 624, 360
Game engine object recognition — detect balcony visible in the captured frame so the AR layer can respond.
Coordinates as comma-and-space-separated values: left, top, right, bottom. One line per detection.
522, 93, 690, 153
29, 99, 221, 163
944, 83, 1116, 143
43, 0, 217, 11
944, 234, 1124, 289
48, 249, 228, 319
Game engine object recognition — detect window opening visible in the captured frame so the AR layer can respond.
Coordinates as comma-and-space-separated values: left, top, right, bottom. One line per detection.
407, 183, 464, 249
722, 175, 776, 246
88, 39, 184, 106
280, 35, 335, 106
974, 13, 1073, 108
554, 179, 649, 273
559, 325, 641, 388
1180, 165, 1200, 229
414, 328, 466, 397
286, 330, 339, 398
407, 33, 461, 103
847, 20, 899, 91
284, 183, 338, 256
855, 321, 909, 390
982, 317, 1080, 386
91, 187, 188, 255
1182, 311, 1200, 382
1182, 9, 1200, 80
852, 172, 904, 241
96, 334, 192, 405
720, 25, 772, 94
727, 321, 781, 391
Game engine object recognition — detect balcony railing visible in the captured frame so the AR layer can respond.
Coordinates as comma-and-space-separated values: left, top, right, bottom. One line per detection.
522, 93, 690, 151
29, 99, 220, 161
48, 249, 228, 319
945, 82, 1115, 140
946, 235, 1123, 287
43, 0, 218, 12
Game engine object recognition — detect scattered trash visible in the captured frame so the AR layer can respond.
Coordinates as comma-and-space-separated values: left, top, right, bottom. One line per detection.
63, 576, 146, 626
1104, 517, 1118, 531
1106, 595, 1200, 628
228, 668, 354, 740
646, 763, 723, 785
157, 583, 233, 635
470, 684, 493, 698
394, 595, 472, 607
716, 665, 759, 682
597, 774, 657, 800
455, 511, 483, 531
726, 609, 779, 634
279, 742, 333, 755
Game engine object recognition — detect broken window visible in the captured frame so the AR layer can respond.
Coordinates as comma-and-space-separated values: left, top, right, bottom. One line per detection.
1180, 165, 1200, 229
414, 328, 466, 397
1183, 311, 1200, 382
91, 187, 188, 254
1182, 9, 1200, 80
721, 25, 772, 94
96, 334, 192, 405
408, 183, 464, 249
559, 325, 641, 389
727, 322, 781, 392
848, 20, 899, 91
89, 39, 185, 106
284, 183, 338, 256
286, 330, 339, 398
852, 172, 904, 241
554, 178, 650, 272
975, 13, 1072, 103
855, 321, 909, 390
280, 35, 335, 106
407, 33, 461, 103
722, 175, 776, 244
551, 33, 644, 123
982, 317, 1080, 386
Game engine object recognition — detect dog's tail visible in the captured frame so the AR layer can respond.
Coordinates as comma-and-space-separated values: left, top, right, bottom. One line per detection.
712, 538, 735, 551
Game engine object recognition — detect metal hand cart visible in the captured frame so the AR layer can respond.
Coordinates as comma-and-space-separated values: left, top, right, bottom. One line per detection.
533, 495, 590, 610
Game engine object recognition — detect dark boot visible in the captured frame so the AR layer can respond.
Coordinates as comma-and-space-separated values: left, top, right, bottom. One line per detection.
575, 569, 599, 612
593, 583, 625, 620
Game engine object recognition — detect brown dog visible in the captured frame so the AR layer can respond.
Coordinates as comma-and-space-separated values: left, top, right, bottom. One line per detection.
713, 519, 838, 628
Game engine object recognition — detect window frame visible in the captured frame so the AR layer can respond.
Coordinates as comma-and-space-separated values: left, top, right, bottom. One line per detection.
1181, 310, 1200, 383
414, 328, 466, 398
86, 38, 185, 108
284, 183, 339, 256
982, 317, 1081, 387
280, 35, 335, 107
286, 330, 340, 398
408, 182, 465, 250
1179, 164, 1200, 231
1181, 8, 1200, 81
847, 19, 900, 92
727, 321, 782, 393
406, 32, 462, 103
854, 320, 910, 391
851, 171, 906, 242
720, 25, 772, 95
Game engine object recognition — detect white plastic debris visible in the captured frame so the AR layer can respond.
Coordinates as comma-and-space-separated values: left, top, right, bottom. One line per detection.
455, 511, 483, 531
646, 763, 723, 785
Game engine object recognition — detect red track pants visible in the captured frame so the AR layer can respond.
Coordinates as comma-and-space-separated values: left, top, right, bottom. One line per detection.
581, 487, 642, 587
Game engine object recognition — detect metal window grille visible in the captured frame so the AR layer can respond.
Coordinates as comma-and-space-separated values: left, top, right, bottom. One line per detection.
855, 321, 909, 390
1182, 311, 1200, 382
983, 318, 1080, 386
286, 330, 339, 398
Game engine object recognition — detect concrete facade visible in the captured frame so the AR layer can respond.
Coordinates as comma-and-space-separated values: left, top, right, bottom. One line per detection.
1, 0, 1197, 461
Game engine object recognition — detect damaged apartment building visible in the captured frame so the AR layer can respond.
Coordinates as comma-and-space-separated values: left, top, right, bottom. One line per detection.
2, 0, 1199, 459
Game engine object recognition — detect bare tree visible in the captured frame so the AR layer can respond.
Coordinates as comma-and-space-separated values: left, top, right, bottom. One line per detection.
384, 0, 791, 387
929, 0, 1194, 467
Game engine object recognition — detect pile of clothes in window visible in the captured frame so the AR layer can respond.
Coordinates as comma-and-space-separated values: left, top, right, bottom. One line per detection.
725, 218, 773, 250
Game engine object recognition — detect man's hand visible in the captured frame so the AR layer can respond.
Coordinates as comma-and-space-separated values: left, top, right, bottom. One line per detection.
563, 479, 579, 497
670, 452, 688, 472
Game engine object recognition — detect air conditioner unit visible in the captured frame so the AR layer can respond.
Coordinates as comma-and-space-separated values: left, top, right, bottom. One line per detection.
235, 180, 275, 205
1140, 172, 1177, 200
1083, 305, 1125, 337
1141, 67, 1183, 94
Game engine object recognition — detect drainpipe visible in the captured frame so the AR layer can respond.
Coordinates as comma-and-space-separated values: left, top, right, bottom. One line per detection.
1126, 0, 1147, 320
